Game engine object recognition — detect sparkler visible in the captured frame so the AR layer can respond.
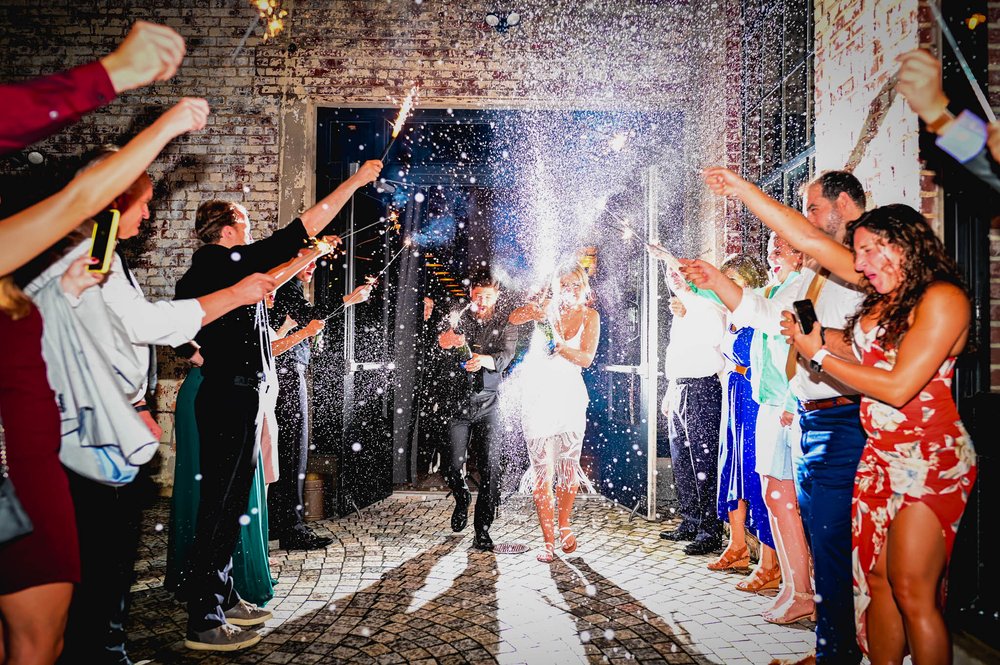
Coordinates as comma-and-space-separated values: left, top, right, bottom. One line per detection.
927, 2, 997, 122
380, 89, 417, 163
322, 240, 413, 322
601, 207, 689, 292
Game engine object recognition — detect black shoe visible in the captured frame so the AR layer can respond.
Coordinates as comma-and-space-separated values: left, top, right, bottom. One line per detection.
451, 489, 471, 532
659, 528, 697, 541
683, 536, 723, 555
279, 526, 333, 551
473, 529, 494, 551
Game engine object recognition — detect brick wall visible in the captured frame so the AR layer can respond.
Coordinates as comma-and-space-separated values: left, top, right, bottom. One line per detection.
0, 0, 735, 336
813, 0, 921, 208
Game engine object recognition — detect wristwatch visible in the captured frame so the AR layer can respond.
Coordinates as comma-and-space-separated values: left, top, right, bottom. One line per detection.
810, 348, 831, 373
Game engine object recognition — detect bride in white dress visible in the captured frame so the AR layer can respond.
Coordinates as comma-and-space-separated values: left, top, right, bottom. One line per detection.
509, 265, 601, 562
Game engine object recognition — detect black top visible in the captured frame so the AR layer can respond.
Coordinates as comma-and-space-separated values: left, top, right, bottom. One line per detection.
175, 218, 309, 379
448, 306, 518, 395
271, 278, 340, 366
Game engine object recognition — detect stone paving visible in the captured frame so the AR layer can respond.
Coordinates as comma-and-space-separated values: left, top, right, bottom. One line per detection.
129, 493, 816, 664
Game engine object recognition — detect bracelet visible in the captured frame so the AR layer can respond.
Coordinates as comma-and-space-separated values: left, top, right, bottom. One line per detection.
925, 109, 955, 134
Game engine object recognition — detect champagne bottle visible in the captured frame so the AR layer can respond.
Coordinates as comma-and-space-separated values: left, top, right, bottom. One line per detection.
456, 341, 473, 361
537, 319, 557, 355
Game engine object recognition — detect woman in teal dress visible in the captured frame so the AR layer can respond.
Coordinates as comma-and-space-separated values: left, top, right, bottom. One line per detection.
165, 354, 276, 606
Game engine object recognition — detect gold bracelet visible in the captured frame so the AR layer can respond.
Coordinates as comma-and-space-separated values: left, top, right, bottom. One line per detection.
925, 109, 955, 134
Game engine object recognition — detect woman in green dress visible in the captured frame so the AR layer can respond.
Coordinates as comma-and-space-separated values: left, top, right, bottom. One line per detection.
165, 348, 276, 606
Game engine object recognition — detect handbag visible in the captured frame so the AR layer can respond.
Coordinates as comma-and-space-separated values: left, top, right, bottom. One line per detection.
0, 423, 34, 546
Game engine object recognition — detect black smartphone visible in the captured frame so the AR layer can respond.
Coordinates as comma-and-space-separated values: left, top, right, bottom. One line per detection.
792, 299, 818, 335
88, 209, 120, 273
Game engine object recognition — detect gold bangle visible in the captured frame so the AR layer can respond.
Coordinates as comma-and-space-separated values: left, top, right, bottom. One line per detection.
925, 109, 955, 134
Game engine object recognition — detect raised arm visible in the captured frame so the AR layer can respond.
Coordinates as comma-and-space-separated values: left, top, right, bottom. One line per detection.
679, 258, 743, 312
299, 161, 383, 237
0, 98, 209, 275
0, 21, 185, 154
786, 282, 970, 407
509, 301, 546, 325
271, 319, 324, 356
703, 167, 858, 284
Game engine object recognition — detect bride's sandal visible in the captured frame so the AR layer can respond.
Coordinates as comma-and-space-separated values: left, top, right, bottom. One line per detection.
762, 591, 816, 624
559, 527, 577, 554
537, 542, 556, 563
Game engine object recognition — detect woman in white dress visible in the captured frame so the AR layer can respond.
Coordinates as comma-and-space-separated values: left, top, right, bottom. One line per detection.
509, 265, 601, 562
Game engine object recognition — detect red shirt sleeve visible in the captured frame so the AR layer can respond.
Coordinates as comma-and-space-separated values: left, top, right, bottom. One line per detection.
0, 61, 117, 155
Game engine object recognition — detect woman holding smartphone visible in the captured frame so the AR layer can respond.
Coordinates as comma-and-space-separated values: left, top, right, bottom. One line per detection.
685, 203, 976, 665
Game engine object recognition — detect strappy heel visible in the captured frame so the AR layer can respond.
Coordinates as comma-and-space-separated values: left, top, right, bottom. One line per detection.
537, 542, 555, 563
762, 591, 817, 624
736, 565, 782, 593
559, 526, 577, 554
706, 546, 750, 571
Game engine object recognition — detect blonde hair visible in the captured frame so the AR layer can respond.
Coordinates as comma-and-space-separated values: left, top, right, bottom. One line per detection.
0, 275, 32, 320
553, 264, 592, 307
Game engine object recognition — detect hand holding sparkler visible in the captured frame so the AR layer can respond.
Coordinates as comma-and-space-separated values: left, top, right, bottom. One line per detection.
895, 49, 951, 127
268, 236, 339, 287
101, 21, 186, 93
352, 160, 384, 187
342, 276, 377, 306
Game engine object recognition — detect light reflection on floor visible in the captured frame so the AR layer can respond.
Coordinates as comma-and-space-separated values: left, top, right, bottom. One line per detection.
129, 493, 816, 663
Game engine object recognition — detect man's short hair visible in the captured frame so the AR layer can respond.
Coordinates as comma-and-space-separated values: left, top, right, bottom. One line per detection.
803, 170, 867, 210
76, 145, 120, 176
195, 200, 243, 244
468, 269, 499, 291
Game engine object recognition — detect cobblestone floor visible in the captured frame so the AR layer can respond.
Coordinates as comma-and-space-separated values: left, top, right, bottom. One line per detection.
129, 493, 816, 664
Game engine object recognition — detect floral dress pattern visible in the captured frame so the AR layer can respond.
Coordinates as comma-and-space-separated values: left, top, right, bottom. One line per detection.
852, 325, 977, 653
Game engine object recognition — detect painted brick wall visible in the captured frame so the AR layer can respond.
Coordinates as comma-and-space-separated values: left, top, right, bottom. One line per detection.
813, 0, 921, 208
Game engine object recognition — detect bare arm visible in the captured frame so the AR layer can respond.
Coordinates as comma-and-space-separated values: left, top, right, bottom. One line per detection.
299, 161, 383, 237
679, 258, 744, 312
786, 283, 970, 407
509, 302, 546, 325
195, 273, 278, 325
0, 98, 209, 276
703, 167, 859, 285
556, 309, 601, 368
271, 320, 323, 356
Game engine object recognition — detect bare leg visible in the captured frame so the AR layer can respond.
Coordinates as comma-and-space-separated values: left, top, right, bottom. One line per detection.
0, 582, 73, 665
865, 542, 905, 665
556, 479, 580, 553
707, 500, 750, 570
532, 476, 556, 562
886, 502, 951, 665
762, 476, 814, 622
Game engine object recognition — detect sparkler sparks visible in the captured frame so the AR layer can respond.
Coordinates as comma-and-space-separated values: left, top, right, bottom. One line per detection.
380, 88, 418, 162
252, 0, 288, 41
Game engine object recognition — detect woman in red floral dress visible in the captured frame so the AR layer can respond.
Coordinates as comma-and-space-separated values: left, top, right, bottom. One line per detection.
781, 204, 976, 665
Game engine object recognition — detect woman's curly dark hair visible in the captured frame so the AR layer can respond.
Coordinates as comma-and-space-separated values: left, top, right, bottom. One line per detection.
844, 204, 970, 348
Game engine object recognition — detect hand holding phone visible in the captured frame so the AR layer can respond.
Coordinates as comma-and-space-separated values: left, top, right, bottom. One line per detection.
88, 209, 121, 273
792, 299, 818, 335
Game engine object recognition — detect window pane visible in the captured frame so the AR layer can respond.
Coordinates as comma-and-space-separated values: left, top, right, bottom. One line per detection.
784, 0, 807, 71
762, 90, 782, 172
783, 63, 808, 160
761, 3, 783, 93
784, 159, 810, 209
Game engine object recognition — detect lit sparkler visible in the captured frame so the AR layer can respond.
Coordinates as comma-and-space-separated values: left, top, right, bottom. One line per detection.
380, 88, 418, 162
253, 0, 287, 41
